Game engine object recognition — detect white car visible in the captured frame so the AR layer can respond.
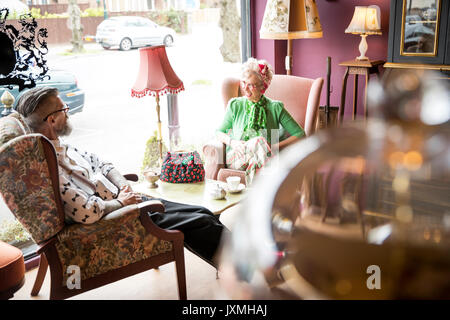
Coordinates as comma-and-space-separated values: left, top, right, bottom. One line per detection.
95, 16, 176, 51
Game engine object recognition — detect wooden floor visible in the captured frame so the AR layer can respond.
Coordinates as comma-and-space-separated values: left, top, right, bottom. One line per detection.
11, 205, 363, 300
13, 249, 225, 300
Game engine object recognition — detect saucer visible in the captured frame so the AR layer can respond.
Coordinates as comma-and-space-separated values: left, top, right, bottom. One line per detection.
225, 183, 245, 194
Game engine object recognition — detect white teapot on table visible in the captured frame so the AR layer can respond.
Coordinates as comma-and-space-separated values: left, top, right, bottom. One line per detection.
208, 183, 226, 200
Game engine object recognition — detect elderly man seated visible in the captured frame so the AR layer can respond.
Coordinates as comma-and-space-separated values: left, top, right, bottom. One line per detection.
15, 87, 230, 268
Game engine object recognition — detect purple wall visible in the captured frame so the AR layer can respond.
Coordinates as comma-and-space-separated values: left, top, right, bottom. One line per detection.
251, 0, 391, 119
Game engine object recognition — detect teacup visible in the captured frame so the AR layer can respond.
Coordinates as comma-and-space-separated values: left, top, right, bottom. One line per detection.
226, 176, 241, 191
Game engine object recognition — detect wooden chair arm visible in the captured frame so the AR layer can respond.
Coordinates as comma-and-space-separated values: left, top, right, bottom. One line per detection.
203, 139, 225, 155
123, 173, 139, 182
36, 237, 57, 255
102, 204, 141, 222
138, 200, 184, 242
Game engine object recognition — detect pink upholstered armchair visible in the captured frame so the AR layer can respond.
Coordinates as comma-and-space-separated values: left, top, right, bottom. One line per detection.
203, 74, 324, 185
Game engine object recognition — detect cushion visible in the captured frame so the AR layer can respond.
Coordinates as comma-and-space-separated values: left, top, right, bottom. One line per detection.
0, 240, 25, 296
55, 210, 173, 285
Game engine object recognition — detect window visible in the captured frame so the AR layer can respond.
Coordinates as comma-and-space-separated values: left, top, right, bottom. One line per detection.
125, 19, 139, 27
241, 0, 252, 62
0, 0, 252, 261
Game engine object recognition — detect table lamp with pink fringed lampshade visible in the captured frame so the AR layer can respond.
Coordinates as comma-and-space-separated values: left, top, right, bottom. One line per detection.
131, 45, 184, 163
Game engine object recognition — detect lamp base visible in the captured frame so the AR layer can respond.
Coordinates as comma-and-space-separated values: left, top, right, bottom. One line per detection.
356, 34, 369, 61
155, 94, 163, 165
285, 39, 293, 75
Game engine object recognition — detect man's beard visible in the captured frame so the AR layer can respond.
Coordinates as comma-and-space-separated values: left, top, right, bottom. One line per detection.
56, 119, 73, 137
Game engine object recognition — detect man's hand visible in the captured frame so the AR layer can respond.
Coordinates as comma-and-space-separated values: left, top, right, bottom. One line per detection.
120, 185, 134, 193
117, 186, 142, 206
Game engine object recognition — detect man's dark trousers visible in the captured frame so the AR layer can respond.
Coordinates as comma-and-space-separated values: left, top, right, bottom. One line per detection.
142, 196, 230, 267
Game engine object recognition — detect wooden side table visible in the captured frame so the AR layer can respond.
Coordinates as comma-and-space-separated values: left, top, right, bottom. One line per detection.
339, 59, 384, 123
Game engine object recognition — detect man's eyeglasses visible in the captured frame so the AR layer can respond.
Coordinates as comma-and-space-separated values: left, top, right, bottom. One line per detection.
42, 106, 69, 122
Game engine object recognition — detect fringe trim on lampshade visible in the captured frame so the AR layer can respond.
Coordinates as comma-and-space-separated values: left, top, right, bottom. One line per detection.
131, 83, 185, 98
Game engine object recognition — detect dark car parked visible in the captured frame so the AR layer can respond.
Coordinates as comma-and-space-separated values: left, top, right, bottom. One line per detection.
0, 69, 85, 117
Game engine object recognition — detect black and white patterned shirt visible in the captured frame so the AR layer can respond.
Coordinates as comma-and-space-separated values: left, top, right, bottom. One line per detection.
51, 139, 119, 224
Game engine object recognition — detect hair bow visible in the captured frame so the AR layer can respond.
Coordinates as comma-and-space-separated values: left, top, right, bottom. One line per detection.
258, 63, 270, 93
258, 63, 267, 74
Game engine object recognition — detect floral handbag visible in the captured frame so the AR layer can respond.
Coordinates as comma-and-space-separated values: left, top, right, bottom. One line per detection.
160, 151, 205, 183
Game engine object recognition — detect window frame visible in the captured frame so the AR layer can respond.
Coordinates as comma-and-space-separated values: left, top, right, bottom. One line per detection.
3, 0, 255, 265
241, 0, 252, 62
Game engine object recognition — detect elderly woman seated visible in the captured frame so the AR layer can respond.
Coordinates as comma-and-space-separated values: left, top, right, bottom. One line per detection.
215, 58, 305, 185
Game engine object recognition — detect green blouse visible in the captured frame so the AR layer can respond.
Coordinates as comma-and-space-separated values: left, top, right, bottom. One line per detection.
217, 96, 305, 145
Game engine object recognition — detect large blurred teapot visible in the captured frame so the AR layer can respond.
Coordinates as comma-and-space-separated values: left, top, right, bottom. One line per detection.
218, 69, 450, 299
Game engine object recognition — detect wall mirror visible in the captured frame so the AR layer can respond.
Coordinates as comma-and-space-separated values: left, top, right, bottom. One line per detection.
400, 0, 441, 56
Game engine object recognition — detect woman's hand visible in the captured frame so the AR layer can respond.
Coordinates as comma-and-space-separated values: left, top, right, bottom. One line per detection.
230, 139, 246, 159
217, 132, 233, 146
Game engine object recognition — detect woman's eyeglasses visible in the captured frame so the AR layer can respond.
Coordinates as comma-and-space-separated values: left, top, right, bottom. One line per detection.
241, 80, 261, 90
42, 105, 70, 122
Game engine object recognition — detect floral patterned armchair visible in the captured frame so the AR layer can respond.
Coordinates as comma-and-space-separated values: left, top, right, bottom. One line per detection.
0, 113, 187, 299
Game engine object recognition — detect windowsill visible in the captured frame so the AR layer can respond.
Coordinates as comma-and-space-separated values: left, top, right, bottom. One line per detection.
22, 242, 38, 258
25, 254, 40, 271
23, 241, 39, 271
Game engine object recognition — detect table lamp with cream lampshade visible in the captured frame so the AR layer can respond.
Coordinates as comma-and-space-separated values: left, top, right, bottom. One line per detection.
345, 5, 382, 61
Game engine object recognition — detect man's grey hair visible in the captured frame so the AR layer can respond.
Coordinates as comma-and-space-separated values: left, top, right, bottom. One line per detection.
15, 87, 59, 132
